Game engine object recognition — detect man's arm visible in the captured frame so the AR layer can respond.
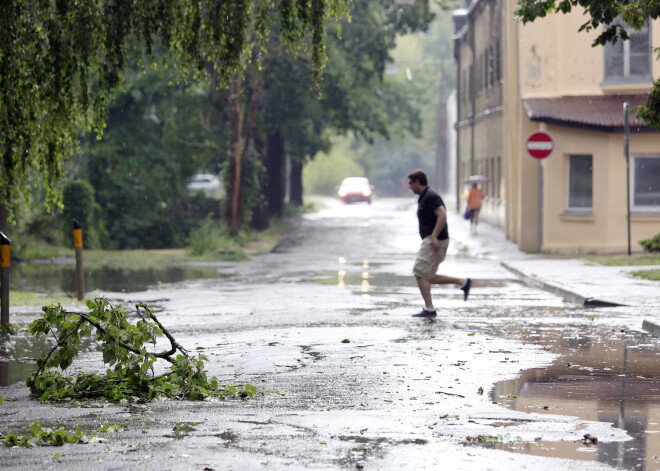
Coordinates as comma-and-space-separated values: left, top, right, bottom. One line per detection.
430, 206, 447, 249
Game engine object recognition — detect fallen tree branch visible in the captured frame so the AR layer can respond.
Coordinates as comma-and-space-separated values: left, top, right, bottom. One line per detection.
26, 298, 258, 402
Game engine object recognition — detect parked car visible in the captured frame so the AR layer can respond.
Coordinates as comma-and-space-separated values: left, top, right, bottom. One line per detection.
337, 177, 373, 204
187, 173, 223, 197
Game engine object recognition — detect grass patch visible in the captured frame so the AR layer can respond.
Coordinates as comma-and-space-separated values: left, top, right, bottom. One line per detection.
630, 269, 660, 281
84, 249, 189, 268
10, 291, 83, 307
187, 219, 288, 260
583, 253, 660, 266
14, 238, 72, 261
16, 219, 290, 268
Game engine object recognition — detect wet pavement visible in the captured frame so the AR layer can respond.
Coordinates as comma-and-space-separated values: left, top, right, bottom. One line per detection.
1, 197, 659, 470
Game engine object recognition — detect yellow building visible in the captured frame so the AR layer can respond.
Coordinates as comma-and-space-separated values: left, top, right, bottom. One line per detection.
453, 1, 660, 253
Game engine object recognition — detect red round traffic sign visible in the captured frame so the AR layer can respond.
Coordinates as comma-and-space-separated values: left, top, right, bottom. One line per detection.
526, 131, 554, 159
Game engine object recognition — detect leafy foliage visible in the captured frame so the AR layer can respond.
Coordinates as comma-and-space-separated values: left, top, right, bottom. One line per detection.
80, 69, 215, 249
640, 233, 660, 253
636, 78, 660, 130
62, 180, 106, 250
3, 421, 92, 448
2, 422, 124, 448
0, 323, 17, 336
514, 0, 660, 45
0, 0, 350, 217
27, 298, 257, 402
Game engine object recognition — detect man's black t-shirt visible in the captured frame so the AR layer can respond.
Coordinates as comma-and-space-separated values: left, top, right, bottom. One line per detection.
417, 187, 449, 240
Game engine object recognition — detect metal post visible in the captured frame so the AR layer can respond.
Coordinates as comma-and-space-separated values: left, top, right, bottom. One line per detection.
623, 102, 631, 256
538, 161, 544, 251
73, 220, 85, 301
0, 232, 10, 326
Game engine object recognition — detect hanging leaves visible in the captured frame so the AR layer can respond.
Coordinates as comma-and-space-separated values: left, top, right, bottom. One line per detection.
0, 0, 350, 216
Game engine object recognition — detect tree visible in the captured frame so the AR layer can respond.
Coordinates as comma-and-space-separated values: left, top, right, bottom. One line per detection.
259, 0, 435, 212
0, 0, 349, 221
80, 69, 209, 249
515, 0, 660, 128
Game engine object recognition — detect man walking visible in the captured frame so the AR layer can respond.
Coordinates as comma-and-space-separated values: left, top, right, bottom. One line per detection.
407, 169, 471, 318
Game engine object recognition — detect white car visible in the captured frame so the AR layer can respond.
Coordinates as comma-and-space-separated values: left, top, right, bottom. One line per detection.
187, 173, 223, 196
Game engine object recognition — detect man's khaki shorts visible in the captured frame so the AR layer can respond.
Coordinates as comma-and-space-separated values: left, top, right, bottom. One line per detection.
413, 237, 450, 279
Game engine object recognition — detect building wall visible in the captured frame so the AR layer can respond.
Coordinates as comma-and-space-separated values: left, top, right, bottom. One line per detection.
456, 0, 660, 253
518, 8, 660, 97
455, 0, 505, 229
539, 128, 660, 253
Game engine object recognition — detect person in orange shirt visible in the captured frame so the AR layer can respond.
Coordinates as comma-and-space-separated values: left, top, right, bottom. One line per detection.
467, 184, 484, 234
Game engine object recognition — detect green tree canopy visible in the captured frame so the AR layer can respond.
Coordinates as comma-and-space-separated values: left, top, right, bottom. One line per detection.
0, 0, 349, 218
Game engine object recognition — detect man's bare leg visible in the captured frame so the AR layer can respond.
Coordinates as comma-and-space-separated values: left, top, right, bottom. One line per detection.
428, 274, 465, 286
415, 275, 435, 310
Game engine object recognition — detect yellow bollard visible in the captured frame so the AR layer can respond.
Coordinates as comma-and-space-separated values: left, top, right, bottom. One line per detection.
73, 220, 85, 301
0, 232, 10, 326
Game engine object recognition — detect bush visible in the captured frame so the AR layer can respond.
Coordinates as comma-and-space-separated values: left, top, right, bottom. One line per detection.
62, 180, 106, 249
187, 218, 249, 260
188, 218, 224, 256
640, 233, 660, 253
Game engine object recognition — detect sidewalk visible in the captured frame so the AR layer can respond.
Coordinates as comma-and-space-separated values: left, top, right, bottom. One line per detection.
447, 211, 660, 332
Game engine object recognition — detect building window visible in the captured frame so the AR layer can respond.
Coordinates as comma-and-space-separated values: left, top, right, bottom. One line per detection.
604, 20, 651, 81
633, 155, 660, 209
568, 155, 593, 209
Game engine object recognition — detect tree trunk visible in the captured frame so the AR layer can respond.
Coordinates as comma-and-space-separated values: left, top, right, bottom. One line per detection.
227, 74, 244, 236
250, 136, 269, 231
0, 201, 7, 235
289, 158, 304, 206
266, 131, 286, 218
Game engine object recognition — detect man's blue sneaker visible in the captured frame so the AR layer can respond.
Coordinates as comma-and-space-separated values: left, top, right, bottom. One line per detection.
461, 278, 472, 301
412, 309, 437, 318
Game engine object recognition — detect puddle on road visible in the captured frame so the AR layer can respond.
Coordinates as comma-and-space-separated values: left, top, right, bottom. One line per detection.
308, 269, 514, 300
0, 329, 96, 387
336, 435, 427, 468
1, 331, 54, 386
11, 264, 224, 294
488, 324, 660, 470
0, 361, 37, 387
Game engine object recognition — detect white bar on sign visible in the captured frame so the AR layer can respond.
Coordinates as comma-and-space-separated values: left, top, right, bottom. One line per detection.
527, 142, 553, 150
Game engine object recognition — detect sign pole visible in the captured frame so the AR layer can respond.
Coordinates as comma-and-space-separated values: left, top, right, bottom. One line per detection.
526, 131, 554, 252
73, 220, 85, 301
0, 232, 10, 326
538, 161, 543, 251
624, 102, 631, 256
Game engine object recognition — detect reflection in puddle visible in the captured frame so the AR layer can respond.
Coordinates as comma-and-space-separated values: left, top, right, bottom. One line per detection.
0, 361, 37, 387
334, 260, 373, 296
0, 329, 95, 387
310, 270, 413, 298
11, 264, 224, 294
492, 325, 660, 470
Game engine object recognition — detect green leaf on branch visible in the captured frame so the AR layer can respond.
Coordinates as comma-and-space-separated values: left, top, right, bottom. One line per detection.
27, 298, 261, 403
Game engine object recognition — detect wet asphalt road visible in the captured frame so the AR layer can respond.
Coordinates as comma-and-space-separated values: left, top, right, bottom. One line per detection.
1, 197, 658, 470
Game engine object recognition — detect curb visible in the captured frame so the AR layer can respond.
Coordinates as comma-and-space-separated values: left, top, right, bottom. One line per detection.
642, 319, 660, 337
500, 261, 625, 308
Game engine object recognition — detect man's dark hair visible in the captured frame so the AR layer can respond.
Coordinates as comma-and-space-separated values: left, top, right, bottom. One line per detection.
407, 169, 428, 186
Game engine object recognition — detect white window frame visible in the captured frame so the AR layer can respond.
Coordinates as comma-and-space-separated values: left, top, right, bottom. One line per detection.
603, 19, 652, 82
567, 154, 593, 212
631, 154, 660, 212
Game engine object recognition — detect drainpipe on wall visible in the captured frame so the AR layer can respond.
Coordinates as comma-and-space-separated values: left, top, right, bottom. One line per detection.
452, 8, 468, 211
469, 6, 476, 177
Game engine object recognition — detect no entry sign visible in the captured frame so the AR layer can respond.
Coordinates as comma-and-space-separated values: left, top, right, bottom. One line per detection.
526, 131, 554, 159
